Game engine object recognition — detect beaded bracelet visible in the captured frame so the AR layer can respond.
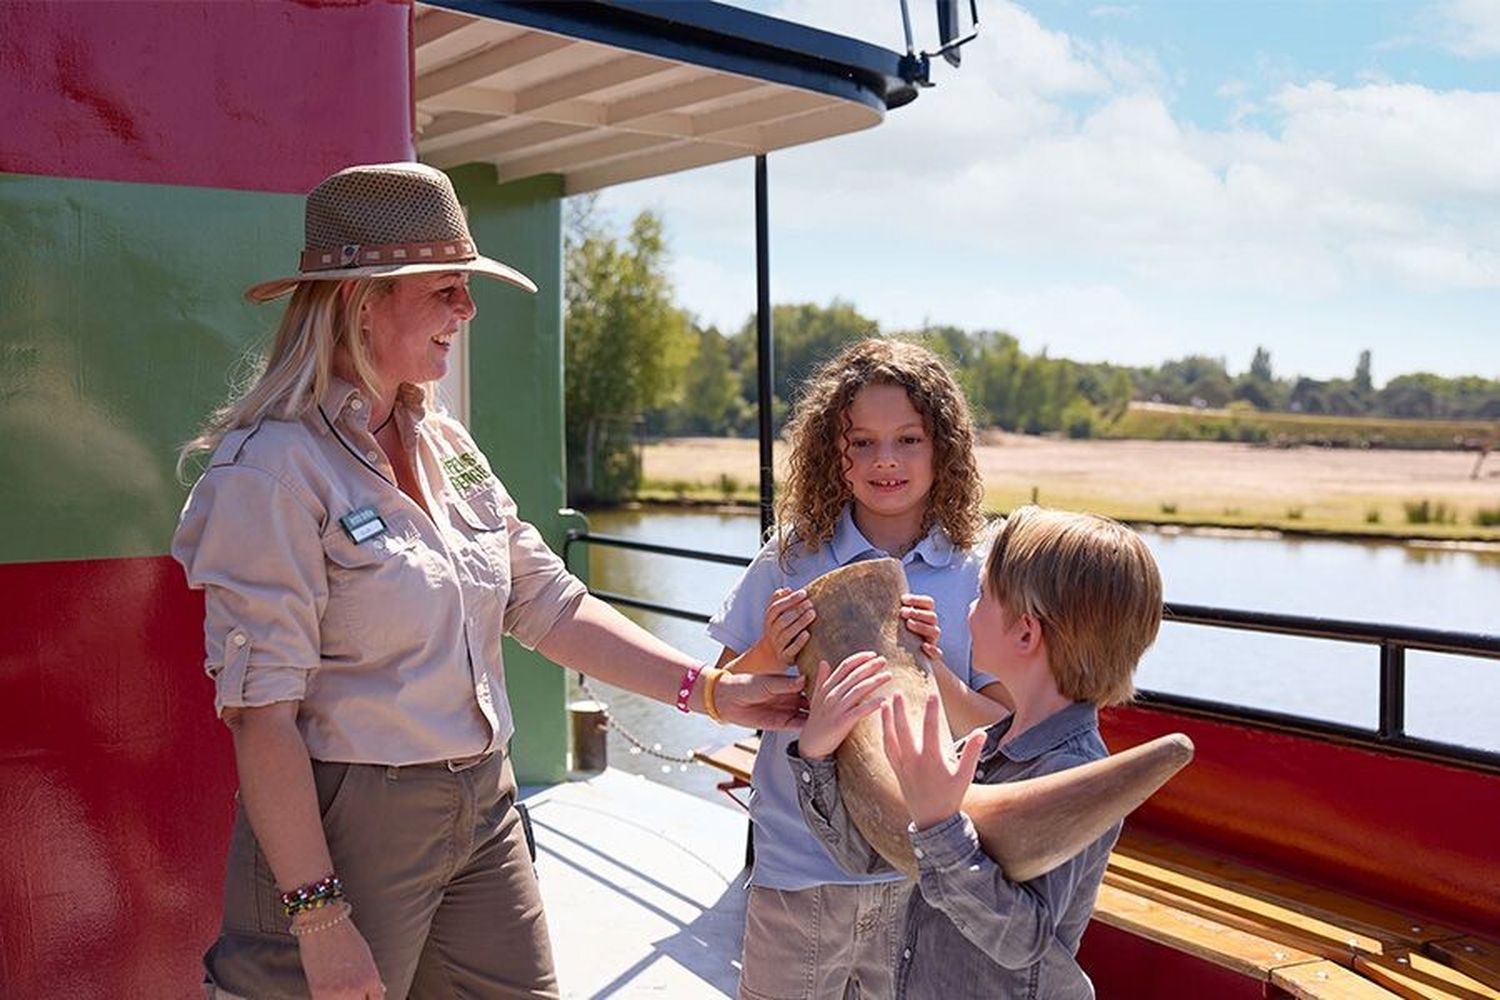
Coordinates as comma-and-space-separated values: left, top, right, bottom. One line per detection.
289, 900, 352, 937
281, 874, 344, 918
701, 667, 724, 722
675, 662, 706, 714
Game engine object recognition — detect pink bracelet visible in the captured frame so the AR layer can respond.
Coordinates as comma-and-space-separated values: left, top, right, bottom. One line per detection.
675, 662, 706, 713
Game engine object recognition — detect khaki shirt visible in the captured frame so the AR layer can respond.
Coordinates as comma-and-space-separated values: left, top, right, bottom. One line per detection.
172, 377, 586, 765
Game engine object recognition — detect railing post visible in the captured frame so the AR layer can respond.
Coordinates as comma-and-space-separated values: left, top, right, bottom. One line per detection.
755, 153, 774, 538
1378, 640, 1406, 741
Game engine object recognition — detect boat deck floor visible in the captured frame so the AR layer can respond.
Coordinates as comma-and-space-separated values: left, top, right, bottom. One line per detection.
521, 768, 749, 998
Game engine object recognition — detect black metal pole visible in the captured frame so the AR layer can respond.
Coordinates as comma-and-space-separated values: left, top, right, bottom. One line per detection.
756, 154, 774, 538
747, 153, 775, 870
1378, 640, 1406, 741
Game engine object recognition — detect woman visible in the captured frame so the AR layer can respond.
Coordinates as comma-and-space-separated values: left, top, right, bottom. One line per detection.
173, 162, 802, 1000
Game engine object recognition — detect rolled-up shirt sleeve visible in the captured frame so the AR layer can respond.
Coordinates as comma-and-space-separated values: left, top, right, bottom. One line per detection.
497, 486, 587, 649
172, 465, 327, 716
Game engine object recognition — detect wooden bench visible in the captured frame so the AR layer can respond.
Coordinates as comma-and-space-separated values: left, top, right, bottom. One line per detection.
692, 736, 759, 811
693, 737, 1499, 999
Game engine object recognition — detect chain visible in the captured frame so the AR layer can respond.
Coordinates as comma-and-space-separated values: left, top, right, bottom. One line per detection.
576, 674, 698, 765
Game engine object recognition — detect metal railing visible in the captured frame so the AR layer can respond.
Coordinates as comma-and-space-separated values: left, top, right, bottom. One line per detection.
562, 528, 1500, 773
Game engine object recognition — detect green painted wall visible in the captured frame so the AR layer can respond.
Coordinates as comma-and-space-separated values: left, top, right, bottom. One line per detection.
449, 166, 578, 784
0, 174, 301, 563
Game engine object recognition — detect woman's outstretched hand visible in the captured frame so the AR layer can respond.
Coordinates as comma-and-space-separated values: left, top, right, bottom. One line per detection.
297, 914, 385, 999
712, 671, 808, 729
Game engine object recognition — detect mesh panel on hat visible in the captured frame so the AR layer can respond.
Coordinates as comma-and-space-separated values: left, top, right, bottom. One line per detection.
303, 164, 472, 250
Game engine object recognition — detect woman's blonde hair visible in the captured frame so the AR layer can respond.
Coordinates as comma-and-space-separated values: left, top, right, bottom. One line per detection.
776, 338, 984, 557
177, 279, 398, 478
984, 505, 1163, 706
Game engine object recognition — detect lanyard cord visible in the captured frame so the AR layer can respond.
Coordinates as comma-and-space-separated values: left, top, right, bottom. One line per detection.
318, 404, 394, 487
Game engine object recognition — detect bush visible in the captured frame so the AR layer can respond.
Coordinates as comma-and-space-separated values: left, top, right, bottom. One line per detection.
1286, 506, 1305, 520
1404, 499, 1457, 524
716, 472, 742, 499
1365, 507, 1382, 524
1160, 502, 1179, 515
1474, 506, 1500, 527
1062, 399, 1097, 439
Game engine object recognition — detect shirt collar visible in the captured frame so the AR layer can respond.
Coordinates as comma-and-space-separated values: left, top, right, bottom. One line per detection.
315, 377, 427, 435
982, 701, 1100, 764
830, 504, 955, 569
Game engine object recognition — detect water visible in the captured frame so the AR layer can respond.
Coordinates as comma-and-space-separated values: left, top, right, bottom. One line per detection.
569, 508, 1500, 801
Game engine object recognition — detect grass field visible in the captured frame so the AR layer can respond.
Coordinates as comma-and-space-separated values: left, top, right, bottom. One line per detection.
638, 435, 1500, 542
1107, 401, 1498, 449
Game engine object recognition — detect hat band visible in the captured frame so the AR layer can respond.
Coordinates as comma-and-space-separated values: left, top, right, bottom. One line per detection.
299, 238, 477, 274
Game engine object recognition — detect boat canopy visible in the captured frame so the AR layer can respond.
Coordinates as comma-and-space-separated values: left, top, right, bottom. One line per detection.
415, 0, 919, 192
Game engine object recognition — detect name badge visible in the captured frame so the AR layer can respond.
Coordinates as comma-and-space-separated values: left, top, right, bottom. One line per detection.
339, 505, 387, 544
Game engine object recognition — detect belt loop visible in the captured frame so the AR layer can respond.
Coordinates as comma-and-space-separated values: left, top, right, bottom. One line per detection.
386, 765, 400, 781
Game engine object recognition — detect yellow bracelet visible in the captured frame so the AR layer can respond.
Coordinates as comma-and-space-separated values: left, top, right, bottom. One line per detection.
702, 666, 724, 722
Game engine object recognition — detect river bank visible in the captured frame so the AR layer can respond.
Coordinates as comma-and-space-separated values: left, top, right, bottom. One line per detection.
634, 435, 1500, 543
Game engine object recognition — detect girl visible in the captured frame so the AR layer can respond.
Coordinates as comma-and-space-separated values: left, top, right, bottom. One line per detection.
709, 338, 1008, 1000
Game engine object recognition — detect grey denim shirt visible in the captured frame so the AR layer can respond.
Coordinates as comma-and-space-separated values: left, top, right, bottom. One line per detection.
791, 701, 1118, 1000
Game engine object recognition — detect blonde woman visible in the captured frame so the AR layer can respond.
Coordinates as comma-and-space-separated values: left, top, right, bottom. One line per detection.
174, 163, 802, 1000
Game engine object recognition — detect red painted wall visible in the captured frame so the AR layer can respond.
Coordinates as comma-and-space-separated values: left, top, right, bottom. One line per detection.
1101, 704, 1500, 939
0, 0, 414, 193
0, 558, 228, 997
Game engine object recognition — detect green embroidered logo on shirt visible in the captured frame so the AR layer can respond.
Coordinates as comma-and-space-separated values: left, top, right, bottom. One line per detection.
442, 453, 493, 495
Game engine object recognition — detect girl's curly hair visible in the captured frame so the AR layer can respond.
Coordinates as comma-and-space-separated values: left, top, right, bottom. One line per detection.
776, 338, 985, 559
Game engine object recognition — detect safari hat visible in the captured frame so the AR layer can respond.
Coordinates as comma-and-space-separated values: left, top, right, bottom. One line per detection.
245, 162, 537, 302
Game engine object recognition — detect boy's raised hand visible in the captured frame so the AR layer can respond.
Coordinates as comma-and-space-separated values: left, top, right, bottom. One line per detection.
882, 691, 987, 831
797, 651, 892, 761
742, 587, 816, 673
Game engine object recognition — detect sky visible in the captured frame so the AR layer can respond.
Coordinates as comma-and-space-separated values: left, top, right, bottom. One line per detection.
591, 0, 1500, 385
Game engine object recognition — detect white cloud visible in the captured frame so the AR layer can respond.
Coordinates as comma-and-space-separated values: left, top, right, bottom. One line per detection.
1437, 0, 1500, 57
598, 1, 1500, 375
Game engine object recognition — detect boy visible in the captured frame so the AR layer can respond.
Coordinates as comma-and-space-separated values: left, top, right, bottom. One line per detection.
791, 505, 1164, 999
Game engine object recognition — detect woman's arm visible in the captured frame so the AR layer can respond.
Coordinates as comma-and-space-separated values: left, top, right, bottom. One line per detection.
536, 594, 803, 729
228, 703, 384, 999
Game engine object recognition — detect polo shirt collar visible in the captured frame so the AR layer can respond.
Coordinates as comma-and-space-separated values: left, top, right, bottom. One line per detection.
982, 701, 1099, 764
830, 505, 957, 569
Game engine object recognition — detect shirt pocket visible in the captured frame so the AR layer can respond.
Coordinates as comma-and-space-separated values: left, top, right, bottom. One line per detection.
320, 513, 425, 655
452, 493, 511, 596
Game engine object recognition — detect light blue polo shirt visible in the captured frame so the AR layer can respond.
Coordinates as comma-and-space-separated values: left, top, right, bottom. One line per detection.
708, 505, 994, 890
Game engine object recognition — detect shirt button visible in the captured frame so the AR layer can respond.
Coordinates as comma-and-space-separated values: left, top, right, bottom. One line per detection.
801, 771, 811, 783
366, 450, 381, 463
349, 398, 362, 411
231, 632, 247, 647
913, 847, 925, 859
903, 949, 912, 960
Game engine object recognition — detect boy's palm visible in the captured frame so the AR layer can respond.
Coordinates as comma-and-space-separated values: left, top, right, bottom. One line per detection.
798, 652, 891, 760
882, 692, 986, 832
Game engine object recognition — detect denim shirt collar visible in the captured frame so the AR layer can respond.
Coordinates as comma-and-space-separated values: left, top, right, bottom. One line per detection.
830, 504, 956, 569
982, 701, 1100, 764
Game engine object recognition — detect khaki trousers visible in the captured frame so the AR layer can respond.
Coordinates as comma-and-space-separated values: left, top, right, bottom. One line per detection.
204, 751, 557, 1000
737, 882, 910, 1000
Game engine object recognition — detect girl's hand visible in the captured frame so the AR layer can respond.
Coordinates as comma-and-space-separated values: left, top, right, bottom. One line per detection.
740, 588, 816, 673
881, 692, 986, 832
297, 913, 386, 998
899, 593, 946, 673
798, 652, 891, 761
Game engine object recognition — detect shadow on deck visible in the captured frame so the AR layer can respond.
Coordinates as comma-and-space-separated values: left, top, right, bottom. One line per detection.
521, 769, 750, 998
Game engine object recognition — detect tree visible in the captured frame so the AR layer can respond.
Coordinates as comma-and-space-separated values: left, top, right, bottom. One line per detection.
1250, 346, 1274, 383
1353, 349, 1373, 398
564, 199, 695, 503
677, 325, 744, 435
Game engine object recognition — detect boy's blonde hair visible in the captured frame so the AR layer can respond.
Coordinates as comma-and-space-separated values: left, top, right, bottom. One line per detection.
777, 338, 985, 556
984, 505, 1163, 706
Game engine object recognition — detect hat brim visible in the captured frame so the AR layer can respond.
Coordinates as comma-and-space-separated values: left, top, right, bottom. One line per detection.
244, 255, 537, 302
